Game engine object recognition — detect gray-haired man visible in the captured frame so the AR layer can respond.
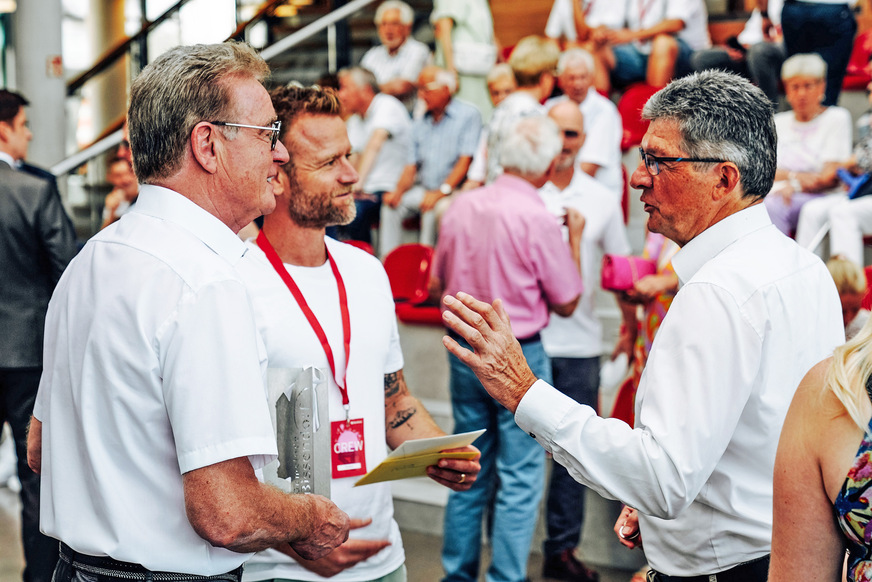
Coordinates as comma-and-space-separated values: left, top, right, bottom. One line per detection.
439, 70, 844, 581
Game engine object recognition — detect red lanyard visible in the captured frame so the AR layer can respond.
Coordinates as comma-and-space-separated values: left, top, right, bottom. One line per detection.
637, 0, 657, 25
256, 231, 352, 415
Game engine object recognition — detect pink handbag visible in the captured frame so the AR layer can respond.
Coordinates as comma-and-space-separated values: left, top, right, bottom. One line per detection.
601, 254, 657, 291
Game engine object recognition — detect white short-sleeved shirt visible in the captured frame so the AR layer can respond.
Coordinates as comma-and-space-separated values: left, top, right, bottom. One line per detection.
626, 0, 711, 53
346, 93, 412, 193
538, 170, 630, 358
360, 39, 431, 86
545, 91, 623, 197
545, 0, 628, 39
774, 106, 853, 188
238, 237, 406, 582
515, 204, 844, 576
33, 185, 277, 575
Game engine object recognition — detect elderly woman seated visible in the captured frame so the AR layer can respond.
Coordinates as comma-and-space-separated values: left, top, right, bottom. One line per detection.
763, 53, 852, 236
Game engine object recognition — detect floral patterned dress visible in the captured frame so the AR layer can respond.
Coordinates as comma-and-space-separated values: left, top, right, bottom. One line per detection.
834, 386, 872, 581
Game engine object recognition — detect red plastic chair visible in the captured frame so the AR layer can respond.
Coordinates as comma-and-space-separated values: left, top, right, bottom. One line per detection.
843, 30, 872, 91
863, 265, 872, 311
610, 377, 636, 427
343, 239, 375, 255
382, 244, 443, 326
617, 82, 659, 152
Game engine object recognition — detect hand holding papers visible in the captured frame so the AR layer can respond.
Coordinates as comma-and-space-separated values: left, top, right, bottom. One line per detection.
354, 429, 485, 487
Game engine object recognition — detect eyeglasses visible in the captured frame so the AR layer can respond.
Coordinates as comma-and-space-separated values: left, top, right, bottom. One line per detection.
209, 120, 282, 150
562, 130, 580, 138
638, 147, 725, 176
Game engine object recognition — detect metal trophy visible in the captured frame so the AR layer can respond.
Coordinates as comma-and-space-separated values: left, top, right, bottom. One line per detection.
263, 367, 331, 498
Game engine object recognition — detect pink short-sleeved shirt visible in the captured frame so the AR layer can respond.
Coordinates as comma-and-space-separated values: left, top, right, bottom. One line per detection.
434, 173, 583, 339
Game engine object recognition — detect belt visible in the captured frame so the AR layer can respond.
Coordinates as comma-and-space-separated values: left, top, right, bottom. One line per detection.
648, 555, 770, 582
59, 543, 244, 581
447, 329, 541, 345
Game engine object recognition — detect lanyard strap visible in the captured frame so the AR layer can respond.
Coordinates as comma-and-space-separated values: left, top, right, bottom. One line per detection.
256, 231, 352, 410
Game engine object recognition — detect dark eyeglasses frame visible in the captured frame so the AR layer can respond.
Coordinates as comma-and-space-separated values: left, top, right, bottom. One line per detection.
209, 120, 282, 151
638, 147, 725, 176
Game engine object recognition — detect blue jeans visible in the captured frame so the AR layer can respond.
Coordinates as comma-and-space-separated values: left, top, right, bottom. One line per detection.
781, 0, 856, 106
612, 38, 693, 87
442, 339, 551, 582
543, 357, 599, 558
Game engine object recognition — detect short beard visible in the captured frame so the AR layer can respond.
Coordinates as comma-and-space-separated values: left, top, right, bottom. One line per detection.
554, 153, 576, 172
286, 171, 357, 229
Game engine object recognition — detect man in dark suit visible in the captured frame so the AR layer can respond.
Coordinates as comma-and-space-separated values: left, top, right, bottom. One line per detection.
0, 89, 77, 582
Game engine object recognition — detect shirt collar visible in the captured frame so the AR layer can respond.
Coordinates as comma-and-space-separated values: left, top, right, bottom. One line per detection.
671, 203, 772, 286
426, 98, 458, 123
131, 184, 249, 264
0, 152, 16, 168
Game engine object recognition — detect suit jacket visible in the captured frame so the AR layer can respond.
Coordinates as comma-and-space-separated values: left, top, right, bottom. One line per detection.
0, 160, 77, 368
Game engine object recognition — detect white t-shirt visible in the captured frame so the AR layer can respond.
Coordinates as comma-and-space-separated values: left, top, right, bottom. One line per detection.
626, 0, 711, 53
346, 93, 412, 193
774, 106, 853, 182
33, 185, 277, 575
545, 91, 623, 197
360, 39, 431, 86
539, 170, 631, 358
239, 237, 406, 582
545, 0, 628, 38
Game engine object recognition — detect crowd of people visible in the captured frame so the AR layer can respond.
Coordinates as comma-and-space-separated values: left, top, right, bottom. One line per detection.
3, 1, 872, 582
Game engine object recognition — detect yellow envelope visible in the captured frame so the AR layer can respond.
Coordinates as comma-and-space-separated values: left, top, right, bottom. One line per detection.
354, 429, 485, 487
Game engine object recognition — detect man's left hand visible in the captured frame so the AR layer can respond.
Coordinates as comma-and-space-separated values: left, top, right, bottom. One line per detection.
426, 445, 481, 491
420, 190, 443, 212
441, 292, 538, 413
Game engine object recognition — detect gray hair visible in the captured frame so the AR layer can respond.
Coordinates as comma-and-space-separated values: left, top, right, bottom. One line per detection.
375, 0, 413, 25
338, 66, 380, 94
427, 67, 458, 94
642, 70, 776, 200
499, 115, 562, 177
557, 48, 595, 76
781, 53, 827, 81
486, 63, 516, 85
128, 41, 269, 183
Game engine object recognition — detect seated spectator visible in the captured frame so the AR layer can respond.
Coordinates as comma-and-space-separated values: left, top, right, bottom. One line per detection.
546, 48, 623, 198
100, 156, 139, 230
588, 0, 711, 93
380, 66, 481, 256
827, 256, 870, 341
796, 84, 872, 263
690, 0, 785, 105
486, 63, 517, 108
545, 0, 627, 51
360, 0, 431, 112
485, 35, 559, 183
334, 67, 411, 245
764, 53, 852, 236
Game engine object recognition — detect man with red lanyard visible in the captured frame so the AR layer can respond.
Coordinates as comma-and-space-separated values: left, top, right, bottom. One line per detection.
238, 84, 481, 582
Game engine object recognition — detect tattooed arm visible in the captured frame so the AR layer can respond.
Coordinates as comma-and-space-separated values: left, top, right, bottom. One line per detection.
384, 369, 481, 491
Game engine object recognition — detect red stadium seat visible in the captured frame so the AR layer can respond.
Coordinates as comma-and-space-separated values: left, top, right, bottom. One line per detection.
343, 239, 375, 255
843, 30, 872, 91
617, 83, 659, 152
383, 244, 443, 326
863, 266, 872, 311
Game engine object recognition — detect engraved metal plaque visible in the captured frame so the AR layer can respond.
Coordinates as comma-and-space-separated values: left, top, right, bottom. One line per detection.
263, 367, 331, 498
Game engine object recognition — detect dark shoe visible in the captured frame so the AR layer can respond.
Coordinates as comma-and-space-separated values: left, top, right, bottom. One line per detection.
542, 549, 599, 582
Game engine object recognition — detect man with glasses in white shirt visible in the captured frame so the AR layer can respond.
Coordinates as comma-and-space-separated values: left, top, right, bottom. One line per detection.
438, 70, 844, 582
27, 42, 351, 582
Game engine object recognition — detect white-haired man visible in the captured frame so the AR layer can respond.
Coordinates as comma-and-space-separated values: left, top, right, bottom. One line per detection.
360, 0, 431, 111
433, 114, 584, 582
538, 100, 632, 582
546, 48, 623, 198
380, 66, 481, 256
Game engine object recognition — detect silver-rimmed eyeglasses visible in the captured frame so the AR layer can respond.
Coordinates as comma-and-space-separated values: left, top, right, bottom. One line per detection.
638, 146, 725, 176
209, 120, 282, 150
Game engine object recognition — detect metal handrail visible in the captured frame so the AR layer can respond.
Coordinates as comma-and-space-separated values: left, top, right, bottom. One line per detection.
54, 0, 380, 177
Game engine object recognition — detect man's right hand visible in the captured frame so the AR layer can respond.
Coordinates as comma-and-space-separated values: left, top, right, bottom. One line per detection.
283, 518, 390, 577
289, 495, 353, 560
382, 190, 403, 208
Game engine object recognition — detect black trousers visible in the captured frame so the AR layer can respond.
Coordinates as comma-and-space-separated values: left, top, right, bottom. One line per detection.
0, 368, 59, 582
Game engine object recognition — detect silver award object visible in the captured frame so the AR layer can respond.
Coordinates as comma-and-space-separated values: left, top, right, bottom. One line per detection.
264, 367, 331, 498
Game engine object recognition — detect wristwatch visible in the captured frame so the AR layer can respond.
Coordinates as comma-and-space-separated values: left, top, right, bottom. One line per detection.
439, 183, 453, 196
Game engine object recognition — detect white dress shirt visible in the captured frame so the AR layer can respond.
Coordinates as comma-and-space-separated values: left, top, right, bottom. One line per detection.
33, 185, 277, 575
538, 170, 630, 358
515, 203, 844, 576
